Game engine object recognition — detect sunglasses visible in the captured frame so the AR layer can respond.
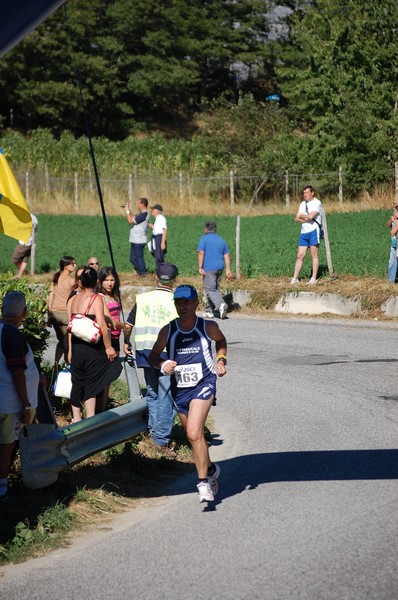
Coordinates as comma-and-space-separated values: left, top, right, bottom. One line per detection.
89, 262, 99, 266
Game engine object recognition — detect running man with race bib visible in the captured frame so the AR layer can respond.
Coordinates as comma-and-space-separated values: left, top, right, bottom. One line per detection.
149, 284, 227, 503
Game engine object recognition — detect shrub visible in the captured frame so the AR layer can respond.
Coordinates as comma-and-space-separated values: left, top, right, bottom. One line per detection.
0, 275, 49, 367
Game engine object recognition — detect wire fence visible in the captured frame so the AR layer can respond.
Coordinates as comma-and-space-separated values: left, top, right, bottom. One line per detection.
13, 165, 398, 214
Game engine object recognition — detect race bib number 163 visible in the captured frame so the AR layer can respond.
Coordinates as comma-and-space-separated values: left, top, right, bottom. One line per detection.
175, 363, 203, 388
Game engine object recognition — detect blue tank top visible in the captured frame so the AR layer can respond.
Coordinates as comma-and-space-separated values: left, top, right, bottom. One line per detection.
166, 317, 216, 380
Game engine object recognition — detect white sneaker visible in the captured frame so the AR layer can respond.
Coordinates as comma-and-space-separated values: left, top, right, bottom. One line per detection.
203, 311, 214, 318
197, 480, 214, 502
219, 302, 228, 319
207, 463, 220, 496
290, 278, 299, 284
307, 277, 317, 285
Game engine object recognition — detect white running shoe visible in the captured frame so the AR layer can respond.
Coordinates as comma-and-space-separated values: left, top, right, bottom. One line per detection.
290, 278, 299, 284
307, 277, 317, 285
203, 311, 214, 318
197, 480, 214, 502
207, 463, 220, 496
219, 302, 228, 319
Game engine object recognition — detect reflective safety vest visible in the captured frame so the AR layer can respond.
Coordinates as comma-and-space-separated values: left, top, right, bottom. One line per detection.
134, 289, 178, 352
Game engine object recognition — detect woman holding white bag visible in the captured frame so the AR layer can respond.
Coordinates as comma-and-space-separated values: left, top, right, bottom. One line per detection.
67, 267, 122, 423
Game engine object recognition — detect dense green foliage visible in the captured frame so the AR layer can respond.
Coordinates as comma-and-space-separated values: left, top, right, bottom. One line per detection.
0, 0, 271, 137
197, 93, 290, 174
0, 211, 393, 279
0, 274, 49, 366
0, 1, 397, 195
0, 128, 224, 176
274, 0, 398, 189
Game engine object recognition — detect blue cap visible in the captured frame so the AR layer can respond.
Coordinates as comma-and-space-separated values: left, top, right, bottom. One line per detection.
173, 285, 198, 300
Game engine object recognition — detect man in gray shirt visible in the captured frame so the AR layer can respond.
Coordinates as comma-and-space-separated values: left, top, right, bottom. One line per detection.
124, 197, 150, 276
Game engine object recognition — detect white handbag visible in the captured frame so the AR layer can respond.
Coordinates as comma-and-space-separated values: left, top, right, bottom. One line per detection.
68, 294, 102, 344
53, 369, 72, 399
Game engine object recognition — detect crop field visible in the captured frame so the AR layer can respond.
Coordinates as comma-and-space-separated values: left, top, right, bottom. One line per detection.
0, 210, 392, 280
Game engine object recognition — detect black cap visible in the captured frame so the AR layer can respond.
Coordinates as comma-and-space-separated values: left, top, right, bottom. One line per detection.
150, 204, 163, 211
156, 262, 178, 283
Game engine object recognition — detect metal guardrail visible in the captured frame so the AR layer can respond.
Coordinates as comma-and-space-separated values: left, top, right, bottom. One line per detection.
19, 399, 147, 489
19, 355, 148, 490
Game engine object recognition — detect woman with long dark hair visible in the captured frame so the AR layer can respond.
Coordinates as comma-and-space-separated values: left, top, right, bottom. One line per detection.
95, 266, 123, 412
95, 266, 123, 353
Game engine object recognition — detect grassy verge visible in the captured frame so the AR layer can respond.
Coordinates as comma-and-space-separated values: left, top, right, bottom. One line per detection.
0, 380, 204, 566
227, 274, 398, 320
107, 271, 398, 321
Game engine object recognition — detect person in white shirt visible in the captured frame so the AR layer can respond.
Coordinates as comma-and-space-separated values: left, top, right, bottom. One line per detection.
290, 185, 323, 285
149, 204, 168, 268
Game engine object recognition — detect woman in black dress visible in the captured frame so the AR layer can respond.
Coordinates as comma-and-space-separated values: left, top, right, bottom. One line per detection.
67, 267, 122, 422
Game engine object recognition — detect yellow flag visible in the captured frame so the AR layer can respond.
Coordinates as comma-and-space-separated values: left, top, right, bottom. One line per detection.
0, 148, 32, 243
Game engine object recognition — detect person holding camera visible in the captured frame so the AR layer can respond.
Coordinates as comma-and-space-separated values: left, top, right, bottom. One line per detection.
124, 197, 150, 276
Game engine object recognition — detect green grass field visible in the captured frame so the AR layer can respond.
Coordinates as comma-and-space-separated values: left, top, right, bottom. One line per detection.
0, 210, 392, 279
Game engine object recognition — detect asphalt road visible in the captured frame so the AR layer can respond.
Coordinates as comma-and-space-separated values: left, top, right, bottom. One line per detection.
2, 315, 398, 599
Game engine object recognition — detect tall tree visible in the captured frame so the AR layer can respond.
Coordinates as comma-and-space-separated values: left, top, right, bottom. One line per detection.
197, 92, 288, 173
275, 0, 398, 187
0, 0, 272, 137
105, 0, 271, 127
0, 1, 125, 136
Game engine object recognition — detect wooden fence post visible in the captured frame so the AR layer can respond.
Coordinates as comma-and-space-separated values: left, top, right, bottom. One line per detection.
395, 163, 398, 204
235, 215, 241, 280
74, 172, 79, 212
285, 170, 290, 208
25, 170, 30, 204
178, 172, 183, 203
128, 173, 133, 203
88, 162, 94, 193
133, 165, 138, 198
45, 163, 50, 194
30, 224, 36, 275
230, 170, 235, 207
322, 210, 334, 277
338, 166, 343, 204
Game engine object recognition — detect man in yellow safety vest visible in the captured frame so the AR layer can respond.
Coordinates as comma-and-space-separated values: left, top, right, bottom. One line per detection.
124, 262, 178, 451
